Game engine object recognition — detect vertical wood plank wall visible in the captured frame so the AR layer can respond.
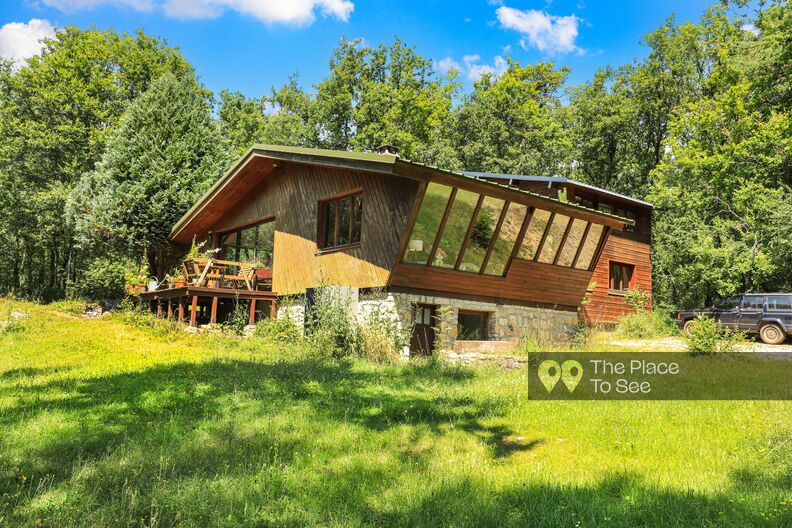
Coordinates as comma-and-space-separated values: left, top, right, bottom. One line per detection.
579, 232, 652, 324
211, 162, 421, 295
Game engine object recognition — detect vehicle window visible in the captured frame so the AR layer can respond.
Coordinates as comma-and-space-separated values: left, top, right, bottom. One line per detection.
767, 295, 792, 311
741, 295, 765, 310
715, 296, 740, 309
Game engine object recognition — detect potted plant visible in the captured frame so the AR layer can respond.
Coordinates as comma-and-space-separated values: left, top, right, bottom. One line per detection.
125, 260, 149, 295
169, 265, 187, 288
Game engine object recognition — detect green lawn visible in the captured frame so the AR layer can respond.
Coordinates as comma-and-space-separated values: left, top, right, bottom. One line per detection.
1, 301, 790, 527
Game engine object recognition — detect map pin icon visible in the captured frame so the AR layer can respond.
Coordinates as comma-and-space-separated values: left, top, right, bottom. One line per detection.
538, 360, 562, 393
562, 360, 583, 392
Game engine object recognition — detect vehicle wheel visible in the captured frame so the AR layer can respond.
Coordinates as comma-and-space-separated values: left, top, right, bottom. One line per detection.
759, 324, 786, 345
683, 320, 696, 337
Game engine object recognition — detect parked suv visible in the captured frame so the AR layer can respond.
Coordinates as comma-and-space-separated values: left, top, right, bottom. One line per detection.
677, 293, 792, 345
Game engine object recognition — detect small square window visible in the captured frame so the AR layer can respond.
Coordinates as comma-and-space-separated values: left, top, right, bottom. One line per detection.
457, 310, 489, 340
609, 262, 635, 291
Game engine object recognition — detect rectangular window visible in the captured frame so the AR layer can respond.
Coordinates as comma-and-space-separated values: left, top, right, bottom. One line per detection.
403, 183, 454, 264
216, 219, 275, 266
767, 296, 792, 310
319, 191, 362, 250
741, 295, 765, 310
457, 310, 489, 340
609, 262, 634, 291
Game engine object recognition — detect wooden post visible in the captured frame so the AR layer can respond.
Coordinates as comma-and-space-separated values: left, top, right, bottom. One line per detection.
157, 301, 162, 318
248, 299, 257, 326
210, 296, 218, 325
147, 301, 152, 314
178, 300, 185, 323
190, 295, 198, 327
269, 298, 277, 318
167, 301, 173, 320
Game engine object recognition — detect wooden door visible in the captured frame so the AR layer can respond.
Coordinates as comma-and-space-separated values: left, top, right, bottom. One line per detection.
410, 304, 436, 355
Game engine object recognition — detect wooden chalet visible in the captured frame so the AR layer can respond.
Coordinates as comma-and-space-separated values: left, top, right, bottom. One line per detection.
141, 144, 652, 351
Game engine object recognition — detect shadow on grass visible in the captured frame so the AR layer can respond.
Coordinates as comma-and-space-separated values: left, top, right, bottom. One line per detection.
0, 357, 788, 527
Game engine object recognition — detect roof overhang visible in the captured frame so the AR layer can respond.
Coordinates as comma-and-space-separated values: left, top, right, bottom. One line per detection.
172, 145, 629, 243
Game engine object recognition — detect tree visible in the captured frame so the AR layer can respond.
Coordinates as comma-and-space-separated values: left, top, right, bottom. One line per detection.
68, 73, 233, 275
0, 26, 192, 299
453, 60, 571, 176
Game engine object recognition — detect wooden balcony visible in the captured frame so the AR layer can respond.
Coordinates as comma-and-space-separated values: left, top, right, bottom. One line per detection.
139, 258, 278, 327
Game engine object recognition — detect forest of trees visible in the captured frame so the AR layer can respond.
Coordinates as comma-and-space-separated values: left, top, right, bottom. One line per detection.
0, 1, 789, 311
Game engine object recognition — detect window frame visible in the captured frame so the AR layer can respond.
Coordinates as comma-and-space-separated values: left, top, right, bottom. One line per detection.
215, 216, 276, 264
317, 189, 363, 251
456, 309, 490, 341
608, 261, 635, 293
767, 295, 792, 311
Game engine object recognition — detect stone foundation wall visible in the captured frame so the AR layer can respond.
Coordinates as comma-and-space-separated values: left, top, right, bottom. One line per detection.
390, 292, 578, 348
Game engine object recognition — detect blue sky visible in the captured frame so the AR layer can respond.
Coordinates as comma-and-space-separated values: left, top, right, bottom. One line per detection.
0, 1, 734, 98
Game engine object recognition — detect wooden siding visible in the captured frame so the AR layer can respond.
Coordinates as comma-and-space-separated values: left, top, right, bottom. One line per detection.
209, 162, 420, 295
580, 232, 653, 324
390, 258, 594, 308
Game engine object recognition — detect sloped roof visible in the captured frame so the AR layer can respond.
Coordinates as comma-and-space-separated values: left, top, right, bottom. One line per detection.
171, 144, 631, 241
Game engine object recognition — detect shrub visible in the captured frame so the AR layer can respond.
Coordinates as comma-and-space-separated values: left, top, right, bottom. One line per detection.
74, 258, 127, 301
114, 307, 182, 339
615, 311, 678, 339
305, 286, 356, 358
625, 286, 651, 312
0, 296, 26, 335
222, 298, 250, 336
352, 296, 409, 363
685, 314, 747, 355
254, 315, 303, 343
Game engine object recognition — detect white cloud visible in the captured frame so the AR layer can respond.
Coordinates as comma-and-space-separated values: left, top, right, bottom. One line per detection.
437, 57, 461, 74
741, 23, 759, 36
496, 5, 582, 55
462, 54, 508, 81
0, 19, 56, 62
43, 0, 354, 25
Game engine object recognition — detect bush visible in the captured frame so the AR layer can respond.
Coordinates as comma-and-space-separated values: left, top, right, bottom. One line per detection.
305, 286, 356, 358
222, 298, 250, 336
685, 315, 747, 355
74, 258, 127, 301
615, 311, 678, 339
254, 315, 303, 343
1, 296, 26, 335
114, 307, 182, 339
352, 297, 409, 363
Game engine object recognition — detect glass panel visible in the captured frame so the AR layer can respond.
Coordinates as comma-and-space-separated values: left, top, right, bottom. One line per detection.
219, 231, 238, 260
556, 219, 588, 267
351, 194, 362, 243
742, 295, 765, 310
457, 311, 488, 340
256, 220, 275, 267
432, 189, 479, 268
538, 214, 570, 264
518, 209, 551, 260
338, 197, 351, 246
484, 203, 528, 276
768, 296, 792, 310
403, 183, 453, 264
238, 226, 256, 262
458, 196, 504, 273
574, 223, 604, 270
324, 201, 337, 248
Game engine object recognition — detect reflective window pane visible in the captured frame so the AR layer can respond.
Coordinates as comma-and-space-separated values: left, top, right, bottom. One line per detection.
574, 223, 604, 270
433, 189, 479, 268
538, 214, 570, 263
403, 183, 453, 264
556, 219, 588, 267
239, 226, 256, 262
518, 209, 551, 260
324, 201, 337, 248
338, 197, 351, 246
484, 203, 527, 276
458, 196, 504, 273
256, 221, 275, 267
219, 231, 238, 260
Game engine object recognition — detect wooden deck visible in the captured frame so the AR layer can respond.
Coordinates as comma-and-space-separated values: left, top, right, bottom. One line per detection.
140, 286, 278, 327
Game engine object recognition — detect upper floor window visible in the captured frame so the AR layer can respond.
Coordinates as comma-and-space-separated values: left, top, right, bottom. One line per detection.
319, 191, 362, 250
609, 261, 634, 291
218, 218, 275, 267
